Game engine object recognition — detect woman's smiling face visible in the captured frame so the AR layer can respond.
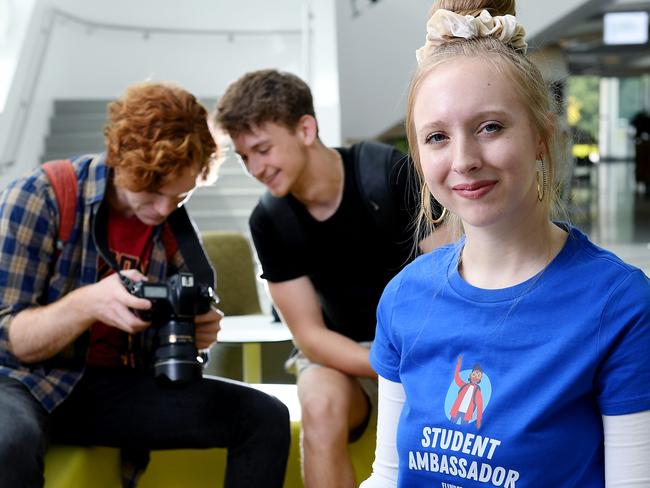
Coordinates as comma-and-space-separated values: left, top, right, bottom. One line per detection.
412, 58, 544, 231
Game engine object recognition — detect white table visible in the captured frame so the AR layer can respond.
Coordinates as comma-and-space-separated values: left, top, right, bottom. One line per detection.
218, 314, 293, 383
251, 383, 301, 421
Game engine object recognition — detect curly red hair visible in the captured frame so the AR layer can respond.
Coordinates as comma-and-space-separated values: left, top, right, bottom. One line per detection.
104, 82, 217, 192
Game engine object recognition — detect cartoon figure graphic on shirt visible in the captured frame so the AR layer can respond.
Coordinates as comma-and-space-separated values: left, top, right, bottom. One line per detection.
448, 356, 484, 429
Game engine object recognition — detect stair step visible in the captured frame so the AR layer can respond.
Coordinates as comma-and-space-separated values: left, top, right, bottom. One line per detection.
41, 152, 100, 163
54, 98, 216, 115
44, 143, 104, 155
212, 173, 256, 187
187, 194, 261, 211
187, 208, 255, 218
46, 134, 106, 151
187, 212, 254, 234
54, 100, 113, 114
50, 115, 108, 134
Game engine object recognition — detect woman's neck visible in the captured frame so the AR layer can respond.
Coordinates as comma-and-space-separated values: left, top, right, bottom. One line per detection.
459, 215, 568, 289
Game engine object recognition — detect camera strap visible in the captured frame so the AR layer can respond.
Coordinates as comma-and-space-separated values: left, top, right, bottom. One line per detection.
166, 206, 215, 288
92, 197, 119, 272
93, 197, 215, 288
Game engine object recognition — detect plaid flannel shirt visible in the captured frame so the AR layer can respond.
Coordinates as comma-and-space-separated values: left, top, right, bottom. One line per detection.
0, 154, 183, 412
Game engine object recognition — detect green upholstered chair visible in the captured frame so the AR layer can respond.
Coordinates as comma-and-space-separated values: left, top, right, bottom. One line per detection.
201, 230, 263, 316
200, 231, 294, 383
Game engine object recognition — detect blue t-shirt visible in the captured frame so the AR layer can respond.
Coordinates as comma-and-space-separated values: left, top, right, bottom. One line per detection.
370, 226, 650, 487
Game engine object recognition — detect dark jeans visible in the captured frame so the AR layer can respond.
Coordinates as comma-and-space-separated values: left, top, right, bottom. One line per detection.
0, 369, 290, 487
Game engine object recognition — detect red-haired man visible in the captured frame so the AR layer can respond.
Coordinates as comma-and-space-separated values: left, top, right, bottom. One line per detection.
0, 82, 290, 487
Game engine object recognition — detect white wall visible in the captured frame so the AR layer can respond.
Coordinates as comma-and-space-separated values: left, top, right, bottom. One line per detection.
305, 0, 341, 147
335, 0, 431, 143
333, 0, 593, 143
0, 0, 37, 112
0, 0, 37, 181
518, 0, 599, 43
0, 0, 341, 186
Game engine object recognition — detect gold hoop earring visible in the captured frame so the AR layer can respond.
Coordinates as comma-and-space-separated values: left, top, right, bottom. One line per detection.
432, 206, 447, 225
536, 158, 546, 202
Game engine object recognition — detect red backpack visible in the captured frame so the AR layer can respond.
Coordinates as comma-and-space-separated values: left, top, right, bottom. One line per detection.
42, 159, 78, 251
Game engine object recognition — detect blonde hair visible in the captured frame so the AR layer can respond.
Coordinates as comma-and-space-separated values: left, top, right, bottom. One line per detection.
408, 0, 564, 241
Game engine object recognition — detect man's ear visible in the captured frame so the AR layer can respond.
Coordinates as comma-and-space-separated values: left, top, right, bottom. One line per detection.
296, 114, 318, 146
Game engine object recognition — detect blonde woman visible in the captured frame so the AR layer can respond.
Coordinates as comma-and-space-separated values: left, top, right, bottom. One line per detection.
362, 1, 650, 486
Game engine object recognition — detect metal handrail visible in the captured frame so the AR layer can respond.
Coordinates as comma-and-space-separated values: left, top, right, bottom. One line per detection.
53, 8, 302, 38
0, 7, 308, 176
0, 7, 55, 172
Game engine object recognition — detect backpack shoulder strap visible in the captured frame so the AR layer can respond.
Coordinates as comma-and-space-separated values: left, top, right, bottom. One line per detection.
42, 159, 78, 250
259, 191, 306, 252
351, 141, 404, 231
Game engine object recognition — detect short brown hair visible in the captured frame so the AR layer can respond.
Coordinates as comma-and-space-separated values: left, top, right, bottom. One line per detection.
104, 82, 217, 192
215, 69, 315, 137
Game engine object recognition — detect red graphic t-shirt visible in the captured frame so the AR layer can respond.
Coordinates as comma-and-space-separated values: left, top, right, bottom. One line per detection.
86, 208, 177, 367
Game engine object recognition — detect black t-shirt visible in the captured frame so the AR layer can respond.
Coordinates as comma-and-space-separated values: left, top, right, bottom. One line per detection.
249, 144, 420, 342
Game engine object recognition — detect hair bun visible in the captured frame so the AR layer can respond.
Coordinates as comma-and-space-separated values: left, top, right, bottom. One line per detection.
416, 8, 527, 64
430, 0, 516, 17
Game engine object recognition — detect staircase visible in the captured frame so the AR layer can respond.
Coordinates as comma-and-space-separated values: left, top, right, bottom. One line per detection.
42, 99, 264, 234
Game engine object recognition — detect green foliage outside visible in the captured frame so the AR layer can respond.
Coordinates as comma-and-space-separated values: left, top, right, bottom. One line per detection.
391, 138, 409, 155
567, 76, 600, 143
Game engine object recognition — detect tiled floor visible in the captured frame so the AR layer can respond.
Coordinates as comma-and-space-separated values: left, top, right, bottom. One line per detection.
569, 160, 650, 275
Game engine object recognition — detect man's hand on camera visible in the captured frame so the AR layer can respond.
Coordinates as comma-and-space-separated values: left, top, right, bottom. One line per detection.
85, 269, 152, 334
194, 308, 223, 350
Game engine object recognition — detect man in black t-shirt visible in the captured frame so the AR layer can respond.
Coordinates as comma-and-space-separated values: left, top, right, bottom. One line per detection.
215, 69, 446, 488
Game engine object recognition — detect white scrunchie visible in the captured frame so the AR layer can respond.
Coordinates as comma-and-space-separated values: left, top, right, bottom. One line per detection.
415, 9, 527, 65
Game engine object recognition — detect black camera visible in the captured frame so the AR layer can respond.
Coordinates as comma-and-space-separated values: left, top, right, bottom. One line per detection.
122, 272, 216, 384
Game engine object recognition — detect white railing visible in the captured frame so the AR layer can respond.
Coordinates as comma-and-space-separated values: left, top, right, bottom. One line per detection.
0, 5, 311, 173
52, 8, 302, 39
0, 4, 53, 171
348, 0, 382, 19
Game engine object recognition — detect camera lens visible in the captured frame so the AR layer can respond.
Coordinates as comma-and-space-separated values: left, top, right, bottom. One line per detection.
153, 320, 201, 384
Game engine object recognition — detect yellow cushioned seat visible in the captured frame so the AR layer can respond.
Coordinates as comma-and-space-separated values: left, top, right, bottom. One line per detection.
45, 384, 376, 488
